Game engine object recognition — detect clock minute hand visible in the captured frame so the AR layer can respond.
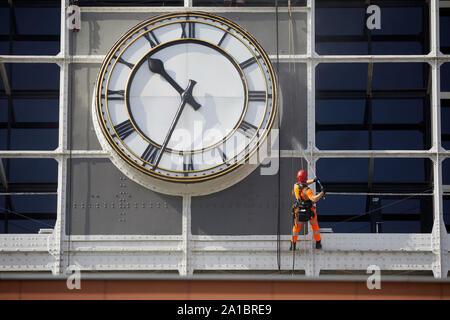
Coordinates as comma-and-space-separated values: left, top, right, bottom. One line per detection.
147, 57, 201, 111
152, 79, 197, 170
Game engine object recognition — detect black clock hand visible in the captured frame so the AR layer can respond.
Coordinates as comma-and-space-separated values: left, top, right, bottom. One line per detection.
152, 79, 197, 170
147, 57, 201, 111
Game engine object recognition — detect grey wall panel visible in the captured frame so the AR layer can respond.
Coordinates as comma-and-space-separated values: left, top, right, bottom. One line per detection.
71, 12, 306, 56
67, 158, 182, 235
221, 12, 307, 55
69, 63, 102, 150
191, 158, 309, 235
71, 13, 160, 56
276, 62, 307, 150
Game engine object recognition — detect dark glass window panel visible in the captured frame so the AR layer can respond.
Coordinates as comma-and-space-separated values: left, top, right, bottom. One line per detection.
11, 195, 57, 214
1, 219, 56, 234
11, 64, 60, 90
316, 63, 367, 90
12, 41, 60, 55
0, 129, 6, 149
317, 158, 369, 182
316, 194, 366, 214
0, 41, 8, 55
0, 195, 57, 234
441, 107, 450, 135
316, 3, 428, 55
0, 99, 7, 122
442, 63, 450, 150
315, 158, 432, 233
442, 63, 450, 92
372, 131, 425, 150
316, 8, 366, 36
381, 221, 421, 233
370, 7, 423, 35
372, 99, 423, 124
316, 131, 369, 150
316, 99, 366, 125
316, 42, 368, 55
193, 0, 306, 5
3, 158, 57, 183
0, 8, 8, 34
9, 128, 58, 150
316, 63, 429, 150
14, 8, 60, 35
13, 99, 59, 122
445, 198, 450, 233
371, 42, 423, 55
373, 158, 429, 183
372, 63, 425, 90
381, 199, 421, 214
77, 0, 183, 5
443, 159, 450, 186
317, 158, 431, 184
440, 9, 450, 54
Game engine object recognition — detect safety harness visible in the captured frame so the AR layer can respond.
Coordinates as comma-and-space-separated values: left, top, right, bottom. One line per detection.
293, 183, 314, 222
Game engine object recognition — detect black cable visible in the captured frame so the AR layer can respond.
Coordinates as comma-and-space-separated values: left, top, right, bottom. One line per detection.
275, 0, 281, 271
327, 189, 433, 230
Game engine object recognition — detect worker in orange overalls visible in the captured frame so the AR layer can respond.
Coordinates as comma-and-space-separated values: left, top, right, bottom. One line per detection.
290, 169, 325, 251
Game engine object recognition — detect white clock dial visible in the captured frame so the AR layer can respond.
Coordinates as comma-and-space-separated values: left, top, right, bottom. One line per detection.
94, 12, 277, 194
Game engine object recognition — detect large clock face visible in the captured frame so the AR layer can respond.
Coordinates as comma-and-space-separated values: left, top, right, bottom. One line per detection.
93, 12, 277, 194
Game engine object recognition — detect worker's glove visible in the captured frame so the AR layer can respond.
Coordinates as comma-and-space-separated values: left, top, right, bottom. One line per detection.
315, 179, 323, 192
313, 178, 319, 182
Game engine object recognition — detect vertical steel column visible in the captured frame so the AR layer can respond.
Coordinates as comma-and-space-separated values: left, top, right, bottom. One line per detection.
180, 195, 192, 275
430, 0, 447, 279
303, 0, 319, 277
51, 0, 70, 275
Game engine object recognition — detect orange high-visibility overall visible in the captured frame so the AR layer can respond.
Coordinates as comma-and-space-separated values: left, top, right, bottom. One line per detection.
291, 184, 321, 244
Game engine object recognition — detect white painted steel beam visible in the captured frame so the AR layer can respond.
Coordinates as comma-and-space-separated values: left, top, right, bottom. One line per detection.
79, 6, 310, 13
280, 149, 450, 159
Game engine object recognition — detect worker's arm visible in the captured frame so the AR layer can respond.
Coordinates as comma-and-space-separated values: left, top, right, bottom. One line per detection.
306, 187, 324, 203
306, 177, 322, 186
311, 191, 324, 203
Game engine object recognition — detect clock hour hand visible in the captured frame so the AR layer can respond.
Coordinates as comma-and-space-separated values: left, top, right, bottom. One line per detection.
147, 57, 201, 111
152, 79, 197, 170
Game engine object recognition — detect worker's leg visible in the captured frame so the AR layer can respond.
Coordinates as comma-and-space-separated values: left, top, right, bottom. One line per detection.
291, 221, 302, 243
309, 208, 322, 249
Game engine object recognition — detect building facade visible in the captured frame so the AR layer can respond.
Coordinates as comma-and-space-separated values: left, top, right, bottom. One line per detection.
0, 0, 450, 281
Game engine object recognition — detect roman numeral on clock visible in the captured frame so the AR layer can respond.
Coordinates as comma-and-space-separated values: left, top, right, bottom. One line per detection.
238, 121, 258, 139
248, 91, 271, 102
217, 147, 227, 163
115, 56, 134, 69
141, 143, 159, 164
143, 29, 160, 48
181, 21, 195, 38
113, 120, 135, 140
102, 90, 125, 100
183, 153, 194, 175
239, 56, 260, 69
218, 26, 231, 47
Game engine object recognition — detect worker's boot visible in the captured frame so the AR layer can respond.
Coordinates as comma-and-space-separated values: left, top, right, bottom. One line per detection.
315, 240, 322, 249
289, 242, 296, 251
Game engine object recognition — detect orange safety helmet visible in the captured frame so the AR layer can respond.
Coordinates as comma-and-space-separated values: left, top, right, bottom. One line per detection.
297, 170, 307, 183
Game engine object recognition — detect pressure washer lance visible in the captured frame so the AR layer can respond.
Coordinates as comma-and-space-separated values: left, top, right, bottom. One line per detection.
315, 178, 325, 200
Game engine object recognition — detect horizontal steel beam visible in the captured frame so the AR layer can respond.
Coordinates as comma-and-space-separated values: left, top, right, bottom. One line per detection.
78, 6, 310, 13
